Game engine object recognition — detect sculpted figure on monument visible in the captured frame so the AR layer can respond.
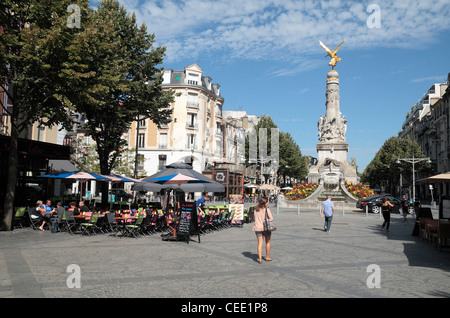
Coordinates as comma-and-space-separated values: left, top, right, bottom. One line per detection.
318, 116, 347, 142
319, 40, 345, 69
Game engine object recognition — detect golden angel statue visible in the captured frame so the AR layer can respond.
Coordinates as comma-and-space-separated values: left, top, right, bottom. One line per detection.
319, 40, 345, 69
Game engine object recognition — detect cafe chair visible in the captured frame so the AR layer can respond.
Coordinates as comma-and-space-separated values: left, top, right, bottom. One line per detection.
225, 210, 236, 228
80, 213, 100, 236
27, 207, 42, 230
141, 211, 158, 235
122, 213, 145, 238
13, 207, 27, 229
105, 212, 119, 234
62, 210, 78, 235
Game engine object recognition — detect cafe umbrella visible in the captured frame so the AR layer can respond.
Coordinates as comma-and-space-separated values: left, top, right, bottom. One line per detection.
39, 170, 112, 201
131, 162, 225, 193
145, 173, 209, 187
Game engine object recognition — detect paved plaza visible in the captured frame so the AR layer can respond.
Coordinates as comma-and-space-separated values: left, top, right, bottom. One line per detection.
1, 204, 449, 300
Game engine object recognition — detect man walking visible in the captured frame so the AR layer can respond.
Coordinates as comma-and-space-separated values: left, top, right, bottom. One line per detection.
321, 195, 334, 232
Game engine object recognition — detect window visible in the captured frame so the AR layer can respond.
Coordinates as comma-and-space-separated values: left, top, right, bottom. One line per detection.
158, 155, 166, 171
188, 74, 198, 85
159, 133, 168, 148
215, 140, 222, 156
187, 133, 196, 149
137, 133, 145, 148
139, 118, 146, 127
187, 113, 197, 128
187, 93, 198, 107
37, 125, 45, 141
216, 122, 223, 134
188, 93, 197, 103
137, 154, 144, 170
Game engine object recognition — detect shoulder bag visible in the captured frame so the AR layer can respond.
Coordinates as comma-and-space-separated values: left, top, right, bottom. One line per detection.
264, 208, 277, 231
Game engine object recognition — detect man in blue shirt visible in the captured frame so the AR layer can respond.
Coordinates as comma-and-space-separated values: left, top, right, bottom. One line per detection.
321, 195, 334, 232
196, 193, 210, 216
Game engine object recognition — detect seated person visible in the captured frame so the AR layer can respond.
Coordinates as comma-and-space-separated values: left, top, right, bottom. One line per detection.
55, 201, 65, 221
78, 200, 90, 213
36, 199, 53, 231
31, 200, 45, 229
68, 201, 79, 215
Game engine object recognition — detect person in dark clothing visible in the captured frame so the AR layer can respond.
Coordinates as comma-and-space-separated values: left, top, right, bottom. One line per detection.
78, 200, 90, 213
381, 196, 394, 232
400, 194, 408, 221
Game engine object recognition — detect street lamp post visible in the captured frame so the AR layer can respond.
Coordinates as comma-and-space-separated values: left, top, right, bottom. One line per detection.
396, 156, 431, 203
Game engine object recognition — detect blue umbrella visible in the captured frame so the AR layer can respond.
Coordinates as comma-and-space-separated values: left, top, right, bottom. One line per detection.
132, 162, 225, 193
146, 173, 208, 186
104, 174, 140, 183
39, 171, 111, 180
39, 171, 112, 201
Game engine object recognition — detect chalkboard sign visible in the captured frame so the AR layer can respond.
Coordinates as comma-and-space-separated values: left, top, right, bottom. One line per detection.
178, 202, 200, 243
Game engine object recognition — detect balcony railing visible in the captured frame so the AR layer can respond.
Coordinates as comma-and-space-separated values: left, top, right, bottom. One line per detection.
186, 123, 198, 129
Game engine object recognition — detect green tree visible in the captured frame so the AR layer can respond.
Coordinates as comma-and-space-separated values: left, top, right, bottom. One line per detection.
245, 114, 307, 185
63, 0, 174, 204
362, 136, 431, 194
278, 132, 308, 185
0, 0, 85, 230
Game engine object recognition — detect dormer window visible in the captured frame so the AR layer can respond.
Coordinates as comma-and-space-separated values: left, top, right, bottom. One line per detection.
188, 74, 198, 85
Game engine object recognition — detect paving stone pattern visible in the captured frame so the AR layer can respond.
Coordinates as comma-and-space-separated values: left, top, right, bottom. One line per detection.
1, 205, 449, 298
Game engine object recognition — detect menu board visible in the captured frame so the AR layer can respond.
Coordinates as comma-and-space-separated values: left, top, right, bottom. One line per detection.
178, 202, 194, 236
178, 202, 200, 243
229, 204, 244, 223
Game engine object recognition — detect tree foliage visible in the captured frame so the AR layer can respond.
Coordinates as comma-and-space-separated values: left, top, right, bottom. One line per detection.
361, 136, 431, 191
245, 114, 307, 184
64, 0, 173, 173
62, 0, 175, 203
0, 0, 175, 228
0, 0, 84, 230
278, 131, 308, 183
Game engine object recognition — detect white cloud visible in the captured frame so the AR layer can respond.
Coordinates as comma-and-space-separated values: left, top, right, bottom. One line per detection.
411, 75, 448, 83
111, 0, 450, 65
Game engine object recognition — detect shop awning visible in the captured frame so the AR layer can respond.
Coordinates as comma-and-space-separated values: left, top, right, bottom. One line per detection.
48, 159, 78, 174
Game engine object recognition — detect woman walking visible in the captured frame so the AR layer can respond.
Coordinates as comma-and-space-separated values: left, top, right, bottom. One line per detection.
381, 196, 394, 232
252, 197, 273, 264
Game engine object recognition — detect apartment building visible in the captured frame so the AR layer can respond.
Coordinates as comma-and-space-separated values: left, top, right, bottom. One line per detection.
398, 73, 450, 197
127, 64, 226, 177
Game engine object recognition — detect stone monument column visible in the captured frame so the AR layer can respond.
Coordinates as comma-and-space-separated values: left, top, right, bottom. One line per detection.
307, 40, 359, 198
316, 69, 349, 166
325, 69, 340, 119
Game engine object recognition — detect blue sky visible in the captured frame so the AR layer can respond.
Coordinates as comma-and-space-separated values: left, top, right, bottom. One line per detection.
91, 0, 450, 173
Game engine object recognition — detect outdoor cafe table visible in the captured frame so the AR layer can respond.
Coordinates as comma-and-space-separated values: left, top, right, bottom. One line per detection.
72, 213, 104, 233
111, 216, 138, 237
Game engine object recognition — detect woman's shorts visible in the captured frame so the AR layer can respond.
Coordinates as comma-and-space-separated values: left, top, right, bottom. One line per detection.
255, 231, 271, 237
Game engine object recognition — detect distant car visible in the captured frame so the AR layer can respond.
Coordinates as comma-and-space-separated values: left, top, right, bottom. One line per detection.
109, 188, 133, 202
356, 195, 401, 214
